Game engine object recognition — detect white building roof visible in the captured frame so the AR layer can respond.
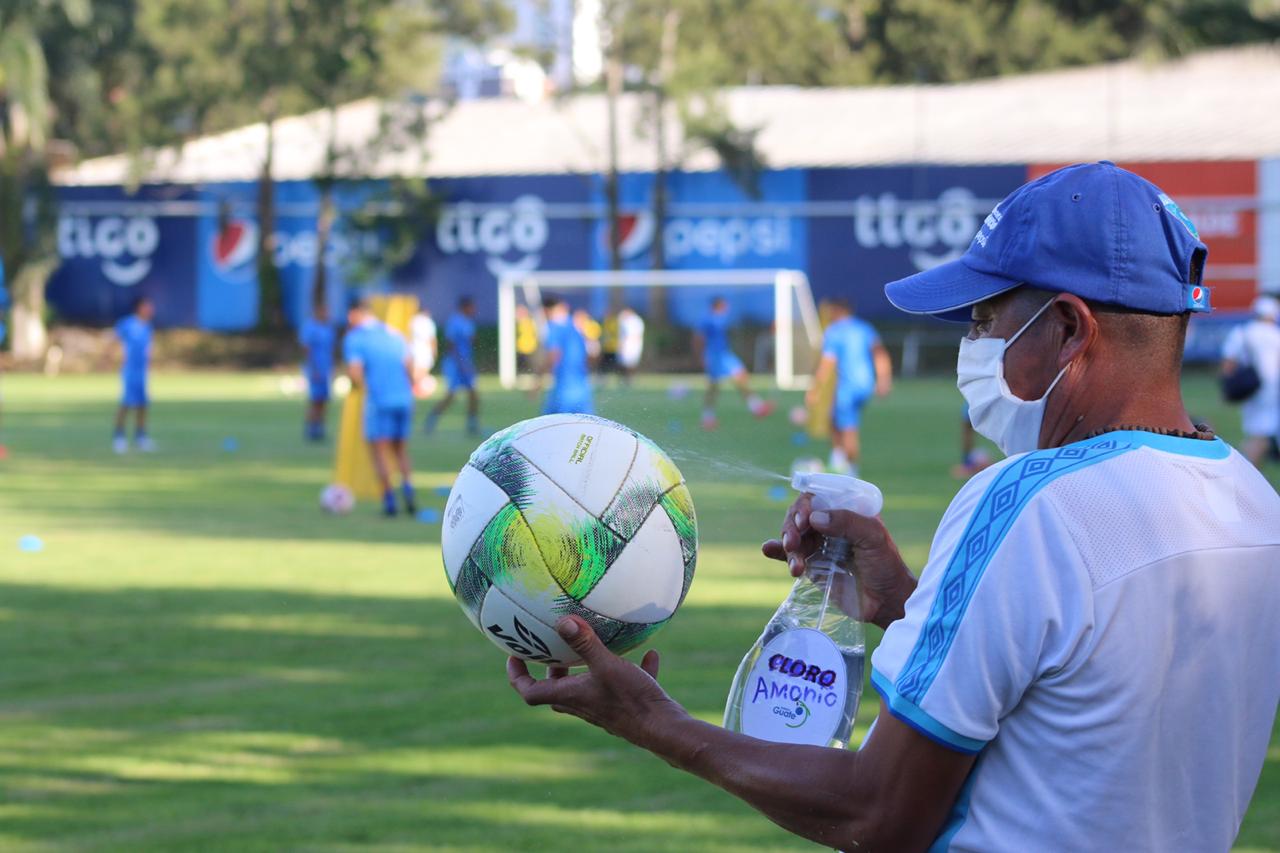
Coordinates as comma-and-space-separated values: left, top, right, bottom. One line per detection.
58, 44, 1280, 186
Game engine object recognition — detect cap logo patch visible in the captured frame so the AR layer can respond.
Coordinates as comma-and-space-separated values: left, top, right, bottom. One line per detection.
1185, 284, 1211, 312
1159, 193, 1199, 239
972, 204, 1003, 249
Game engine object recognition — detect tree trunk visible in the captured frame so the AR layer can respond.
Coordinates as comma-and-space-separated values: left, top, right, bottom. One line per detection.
604, 35, 623, 280
255, 112, 283, 332
311, 105, 340, 313
647, 5, 679, 325
312, 186, 335, 311
10, 258, 54, 363
600, 1, 626, 315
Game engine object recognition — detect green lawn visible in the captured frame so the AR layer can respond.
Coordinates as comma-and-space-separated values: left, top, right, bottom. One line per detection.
0, 370, 1275, 852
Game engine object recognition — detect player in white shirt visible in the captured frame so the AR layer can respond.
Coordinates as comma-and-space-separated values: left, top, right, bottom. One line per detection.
503, 163, 1280, 852
1221, 295, 1280, 466
410, 307, 438, 396
616, 307, 645, 385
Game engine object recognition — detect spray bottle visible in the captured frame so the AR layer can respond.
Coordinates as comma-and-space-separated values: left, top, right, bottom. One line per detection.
723, 472, 883, 749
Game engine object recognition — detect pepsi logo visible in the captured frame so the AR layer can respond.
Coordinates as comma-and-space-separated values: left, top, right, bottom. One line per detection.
603, 211, 656, 259
1192, 286, 1203, 302
603, 209, 792, 265
212, 219, 259, 273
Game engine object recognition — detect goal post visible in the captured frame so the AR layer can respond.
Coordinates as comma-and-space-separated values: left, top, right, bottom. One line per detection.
497, 268, 823, 390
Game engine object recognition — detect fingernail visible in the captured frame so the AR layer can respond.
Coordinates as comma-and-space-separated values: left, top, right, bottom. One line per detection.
795, 511, 807, 528
810, 510, 830, 526
782, 532, 795, 550
789, 557, 802, 573
556, 618, 580, 639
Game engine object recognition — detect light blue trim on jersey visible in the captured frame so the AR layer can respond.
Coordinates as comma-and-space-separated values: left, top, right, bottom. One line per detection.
872, 669, 986, 754
928, 754, 985, 852
1105, 430, 1230, 460
895, 434, 1138, 707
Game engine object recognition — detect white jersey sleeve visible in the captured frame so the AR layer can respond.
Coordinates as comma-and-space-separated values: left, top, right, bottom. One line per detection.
1221, 324, 1247, 363
871, 457, 1095, 753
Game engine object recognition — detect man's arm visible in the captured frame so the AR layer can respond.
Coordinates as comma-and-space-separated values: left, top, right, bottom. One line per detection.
873, 343, 892, 396
347, 361, 365, 387
692, 331, 706, 362
509, 617, 974, 852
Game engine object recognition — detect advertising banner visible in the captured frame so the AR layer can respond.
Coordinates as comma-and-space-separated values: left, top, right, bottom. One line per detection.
400, 174, 595, 323
592, 169, 807, 325
195, 180, 389, 331
805, 165, 1027, 320
46, 185, 200, 328
1029, 161, 1259, 312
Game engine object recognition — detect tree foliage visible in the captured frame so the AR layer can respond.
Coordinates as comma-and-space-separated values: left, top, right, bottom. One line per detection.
613, 0, 1280, 90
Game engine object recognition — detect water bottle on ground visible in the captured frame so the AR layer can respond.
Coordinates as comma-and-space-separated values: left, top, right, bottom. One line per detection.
723, 472, 883, 749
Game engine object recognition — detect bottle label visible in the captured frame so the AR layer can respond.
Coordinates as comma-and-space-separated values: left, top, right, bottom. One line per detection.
739, 628, 847, 746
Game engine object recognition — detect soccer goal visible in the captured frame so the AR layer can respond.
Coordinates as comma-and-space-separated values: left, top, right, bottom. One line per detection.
496, 269, 824, 390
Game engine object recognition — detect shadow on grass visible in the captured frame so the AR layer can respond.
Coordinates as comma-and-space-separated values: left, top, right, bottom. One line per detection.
0, 580, 838, 850
0, 571, 1277, 850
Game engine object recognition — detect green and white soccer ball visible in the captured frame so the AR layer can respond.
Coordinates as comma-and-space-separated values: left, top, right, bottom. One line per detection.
441, 414, 698, 665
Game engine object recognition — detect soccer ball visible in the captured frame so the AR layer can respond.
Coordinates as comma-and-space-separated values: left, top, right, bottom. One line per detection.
442, 414, 698, 665
320, 483, 355, 514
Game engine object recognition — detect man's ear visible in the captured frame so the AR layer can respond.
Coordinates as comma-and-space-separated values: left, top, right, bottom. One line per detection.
1051, 294, 1098, 369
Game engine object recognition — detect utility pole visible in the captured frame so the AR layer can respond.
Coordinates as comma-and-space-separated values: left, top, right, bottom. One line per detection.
604, 1, 624, 276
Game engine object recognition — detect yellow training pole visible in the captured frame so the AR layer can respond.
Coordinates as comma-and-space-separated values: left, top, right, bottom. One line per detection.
805, 300, 836, 441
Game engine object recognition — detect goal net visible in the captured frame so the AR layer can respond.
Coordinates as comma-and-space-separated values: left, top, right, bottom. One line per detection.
496, 269, 823, 390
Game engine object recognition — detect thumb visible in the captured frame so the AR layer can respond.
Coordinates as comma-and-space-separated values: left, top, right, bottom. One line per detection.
556, 616, 611, 668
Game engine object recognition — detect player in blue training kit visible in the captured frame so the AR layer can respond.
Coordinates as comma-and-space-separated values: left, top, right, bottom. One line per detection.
807, 298, 891, 476
344, 299, 417, 517
426, 296, 480, 435
695, 296, 774, 430
541, 296, 594, 415
113, 296, 156, 454
299, 304, 335, 442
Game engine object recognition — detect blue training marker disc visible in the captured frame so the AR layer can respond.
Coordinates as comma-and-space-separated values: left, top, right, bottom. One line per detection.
417, 508, 441, 524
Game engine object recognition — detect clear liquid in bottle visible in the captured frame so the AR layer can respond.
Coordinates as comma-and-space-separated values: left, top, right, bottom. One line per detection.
723, 473, 880, 749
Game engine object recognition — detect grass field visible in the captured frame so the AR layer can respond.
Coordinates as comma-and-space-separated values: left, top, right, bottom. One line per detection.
0, 370, 1276, 852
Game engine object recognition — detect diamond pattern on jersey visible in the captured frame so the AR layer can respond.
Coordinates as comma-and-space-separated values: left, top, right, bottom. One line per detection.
895, 438, 1134, 706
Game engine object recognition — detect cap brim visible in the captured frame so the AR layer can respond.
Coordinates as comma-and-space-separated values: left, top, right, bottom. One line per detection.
884, 257, 1023, 322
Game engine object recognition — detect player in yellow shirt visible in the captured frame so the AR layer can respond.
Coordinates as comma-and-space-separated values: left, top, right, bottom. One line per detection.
515, 304, 539, 373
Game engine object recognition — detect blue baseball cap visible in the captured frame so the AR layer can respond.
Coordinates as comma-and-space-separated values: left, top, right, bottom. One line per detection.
884, 161, 1211, 321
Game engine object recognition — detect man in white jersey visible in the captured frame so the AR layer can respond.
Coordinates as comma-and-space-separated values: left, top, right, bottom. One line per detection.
410, 306, 438, 395
1221, 295, 1280, 466
616, 306, 645, 385
505, 162, 1280, 852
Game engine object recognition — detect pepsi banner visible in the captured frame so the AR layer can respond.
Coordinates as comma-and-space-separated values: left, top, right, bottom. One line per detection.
196, 180, 390, 331
593, 169, 807, 324
67, 163, 1275, 331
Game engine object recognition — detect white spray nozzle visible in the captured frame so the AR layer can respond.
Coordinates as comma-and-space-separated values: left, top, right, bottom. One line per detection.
791, 471, 883, 517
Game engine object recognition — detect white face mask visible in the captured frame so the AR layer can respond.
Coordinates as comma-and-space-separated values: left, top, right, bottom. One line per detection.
957, 298, 1067, 456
